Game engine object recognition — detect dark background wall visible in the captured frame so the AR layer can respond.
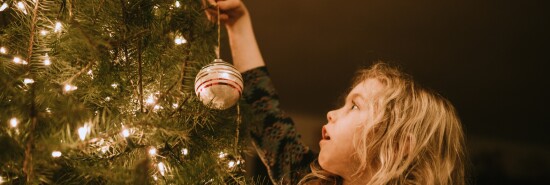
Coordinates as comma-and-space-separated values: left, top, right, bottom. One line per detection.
229, 0, 550, 184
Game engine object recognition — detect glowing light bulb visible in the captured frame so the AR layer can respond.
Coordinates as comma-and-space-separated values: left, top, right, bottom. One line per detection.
40, 29, 48, 36
78, 124, 91, 141
174, 35, 187, 45
181, 148, 188, 155
63, 84, 77, 92
218, 152, 226, 158
228, 160, 236, 168
23, 78, 34, 85
13, 57, 21, 64
0, 47, 6, 54
51, 151, 62, 158
145, 95, 156, 105
121, 128, 130, 138
0, 3, 8, 12
9, 118, 18, 128
43, 53, 51, 65
175, 1, 181, 8
54, 22, 62, 33
158, 162, 166, 176
17, 2, 27, 14
149, 148, 157, 156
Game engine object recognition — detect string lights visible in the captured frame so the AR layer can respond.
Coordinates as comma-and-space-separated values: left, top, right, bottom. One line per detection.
78, 124, 91, 141
145, 94, 156, 105
51, 151, 62, 158
13, 57, 27, 65
148, 147, 157, 156
121, 128, 130, 138
54, 21, 62, 33
23, 78, 34, 85
157, 162, 167, 176
0, 3, 8, 11
40, 29, 48, 36
174, 35, 186, 45
16, 1, 27, 14
43, 53, 51, 65
63, 84, 78, 92
0, 0, 245, 182
9, 118, 18, 128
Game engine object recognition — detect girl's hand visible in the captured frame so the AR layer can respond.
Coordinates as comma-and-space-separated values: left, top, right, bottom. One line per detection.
204, 0, 248, 27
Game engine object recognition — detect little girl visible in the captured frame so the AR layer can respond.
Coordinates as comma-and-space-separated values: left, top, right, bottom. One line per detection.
206, 0, 467, 184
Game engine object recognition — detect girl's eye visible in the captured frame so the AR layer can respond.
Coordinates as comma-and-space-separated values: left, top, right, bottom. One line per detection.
351, 102, 358, 110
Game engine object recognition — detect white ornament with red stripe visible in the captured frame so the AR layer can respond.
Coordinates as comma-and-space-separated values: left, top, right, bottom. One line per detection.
195, 59, 243, 110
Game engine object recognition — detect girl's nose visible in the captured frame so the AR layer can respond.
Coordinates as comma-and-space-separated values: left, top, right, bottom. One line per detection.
327, 110, 336, 123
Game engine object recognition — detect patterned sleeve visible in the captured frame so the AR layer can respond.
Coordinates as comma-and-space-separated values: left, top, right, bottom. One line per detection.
242, 66, 316, 184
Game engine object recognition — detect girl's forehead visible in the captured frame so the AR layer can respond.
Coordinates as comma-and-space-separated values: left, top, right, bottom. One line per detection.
349, 79, 384, 99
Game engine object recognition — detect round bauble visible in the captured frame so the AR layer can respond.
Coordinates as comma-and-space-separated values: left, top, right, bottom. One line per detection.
194, 59, 243, 110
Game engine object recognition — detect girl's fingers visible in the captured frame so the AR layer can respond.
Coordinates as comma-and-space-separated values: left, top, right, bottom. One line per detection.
217, 0, 239, 10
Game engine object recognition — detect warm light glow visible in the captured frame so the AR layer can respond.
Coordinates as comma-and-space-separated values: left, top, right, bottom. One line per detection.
40, 29, 49, 36
174, 35, 187, 45
0, 47, 6, 54
149, 148, 157, 156
0, 3, 8, 12
54, 22, 62, 33
43, 54, 51, 65
64, 84, 77, 92
51, 151, 62, 158
228, 160, 236, 168
181, 148, 188, 155
172, 103, 178, 109
111, 83, 118, 88
175, 1, 181, 8
121, 128, 130, 138
0, 176, 4, 183
153, 105, 161, 111
45, 108, 52, 113
145, 94, 156, 105
158, 162, 166, 176
9, 118, 18, 128
23, 78, 34, 85
78, 124, 91, 141
13, 57, 21, 64
218, 152, 226, 158
105, 97, 111, 101
17, 2, 27, 14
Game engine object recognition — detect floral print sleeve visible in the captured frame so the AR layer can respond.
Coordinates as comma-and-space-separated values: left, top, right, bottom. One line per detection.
242, 66, 316, 184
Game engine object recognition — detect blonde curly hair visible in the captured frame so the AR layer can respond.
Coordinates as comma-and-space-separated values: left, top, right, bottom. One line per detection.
299, 62, 467, 185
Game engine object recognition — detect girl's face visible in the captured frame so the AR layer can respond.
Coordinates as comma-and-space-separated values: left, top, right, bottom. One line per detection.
319, 78, 384, 178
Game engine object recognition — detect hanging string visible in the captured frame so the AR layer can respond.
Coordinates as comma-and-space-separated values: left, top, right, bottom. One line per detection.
234, 103, 241, 155
216, 5, 221, 59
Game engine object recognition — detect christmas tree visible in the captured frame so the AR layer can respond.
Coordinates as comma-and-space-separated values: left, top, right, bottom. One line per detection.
0, 0, 252, 184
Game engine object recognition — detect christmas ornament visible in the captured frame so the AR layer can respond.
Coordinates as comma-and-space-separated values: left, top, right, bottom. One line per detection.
194, 59, 243, 110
